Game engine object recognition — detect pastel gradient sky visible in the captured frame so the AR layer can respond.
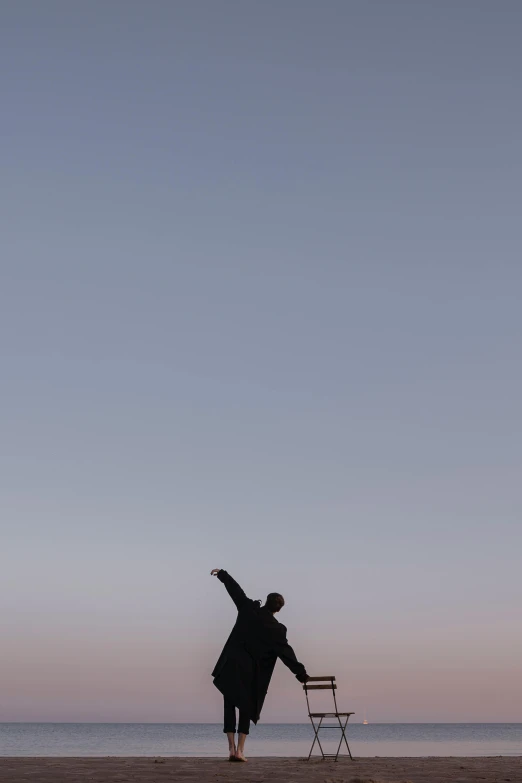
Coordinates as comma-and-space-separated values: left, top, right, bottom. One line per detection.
1, 1, 521, 723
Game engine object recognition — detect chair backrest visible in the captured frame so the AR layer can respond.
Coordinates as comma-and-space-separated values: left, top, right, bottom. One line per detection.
303, 676, 340, 715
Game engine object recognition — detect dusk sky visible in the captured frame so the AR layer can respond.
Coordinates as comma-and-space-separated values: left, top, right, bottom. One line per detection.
1, 1, 521, 723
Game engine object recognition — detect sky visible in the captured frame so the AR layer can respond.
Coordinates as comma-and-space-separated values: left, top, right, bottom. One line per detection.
1, 0, 521, 724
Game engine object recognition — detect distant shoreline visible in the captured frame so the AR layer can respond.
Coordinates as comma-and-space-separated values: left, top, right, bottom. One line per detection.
0, 720, 522, 728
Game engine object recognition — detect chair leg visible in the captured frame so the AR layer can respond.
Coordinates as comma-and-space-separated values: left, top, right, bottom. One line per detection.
307, 716, 326, 760
307, 715, 354, 761
334, 715, 353, 761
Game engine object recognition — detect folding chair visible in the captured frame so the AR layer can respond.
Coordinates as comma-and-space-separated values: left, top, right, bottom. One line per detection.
303, 676, 354, 761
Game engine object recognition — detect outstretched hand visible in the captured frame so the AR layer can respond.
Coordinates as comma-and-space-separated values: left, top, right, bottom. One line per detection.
210, 569, 221, 576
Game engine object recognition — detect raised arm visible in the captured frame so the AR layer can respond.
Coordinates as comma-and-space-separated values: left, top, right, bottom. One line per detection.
272, 625, 308, 683
211, 568, 249, 611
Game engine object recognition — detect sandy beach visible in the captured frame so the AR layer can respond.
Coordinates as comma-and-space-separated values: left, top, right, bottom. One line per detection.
0, 757, 521, 783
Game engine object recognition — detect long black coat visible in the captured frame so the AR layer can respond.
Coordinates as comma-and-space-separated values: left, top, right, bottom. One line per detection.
212, 570, 308, 724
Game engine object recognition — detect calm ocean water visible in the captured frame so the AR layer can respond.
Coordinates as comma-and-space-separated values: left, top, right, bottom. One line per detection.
1, 723, 521, 757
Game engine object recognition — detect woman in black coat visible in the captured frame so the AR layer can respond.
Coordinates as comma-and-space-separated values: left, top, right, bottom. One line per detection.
211, 568, 308, 762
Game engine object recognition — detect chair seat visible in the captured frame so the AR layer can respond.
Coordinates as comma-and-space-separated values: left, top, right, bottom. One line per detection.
309, 712, 354, 717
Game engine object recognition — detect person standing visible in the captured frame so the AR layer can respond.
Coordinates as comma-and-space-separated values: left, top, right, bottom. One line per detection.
210, 568, 309, 762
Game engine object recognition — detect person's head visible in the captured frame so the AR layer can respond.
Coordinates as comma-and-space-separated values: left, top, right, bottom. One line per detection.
264, 592, 285, 614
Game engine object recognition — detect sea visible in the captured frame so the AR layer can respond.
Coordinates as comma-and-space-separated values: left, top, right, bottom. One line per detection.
1, 723, 521, 757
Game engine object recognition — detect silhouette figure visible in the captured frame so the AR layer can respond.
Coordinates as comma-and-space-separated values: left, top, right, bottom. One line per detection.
211, 568, 308, 761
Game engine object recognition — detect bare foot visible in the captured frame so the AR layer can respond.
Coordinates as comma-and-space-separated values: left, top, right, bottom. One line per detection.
234, 753, 247, 762
227, 731, 236, 760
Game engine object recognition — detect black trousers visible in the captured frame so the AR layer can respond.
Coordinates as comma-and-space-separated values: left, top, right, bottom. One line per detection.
223, 697, 250, 735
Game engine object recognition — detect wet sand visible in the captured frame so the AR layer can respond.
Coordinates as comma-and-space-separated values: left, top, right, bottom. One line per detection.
0, 756, 521, 783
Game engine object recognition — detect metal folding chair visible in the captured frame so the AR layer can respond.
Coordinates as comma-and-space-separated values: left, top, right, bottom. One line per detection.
303, 676, 354, 761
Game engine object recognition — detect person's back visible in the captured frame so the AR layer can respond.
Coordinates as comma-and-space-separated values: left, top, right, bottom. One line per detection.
221, 593, 289, 658
210, 568, 308, 762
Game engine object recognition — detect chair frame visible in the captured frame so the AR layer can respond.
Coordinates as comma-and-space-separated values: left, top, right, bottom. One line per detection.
303, 676, 354, 761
